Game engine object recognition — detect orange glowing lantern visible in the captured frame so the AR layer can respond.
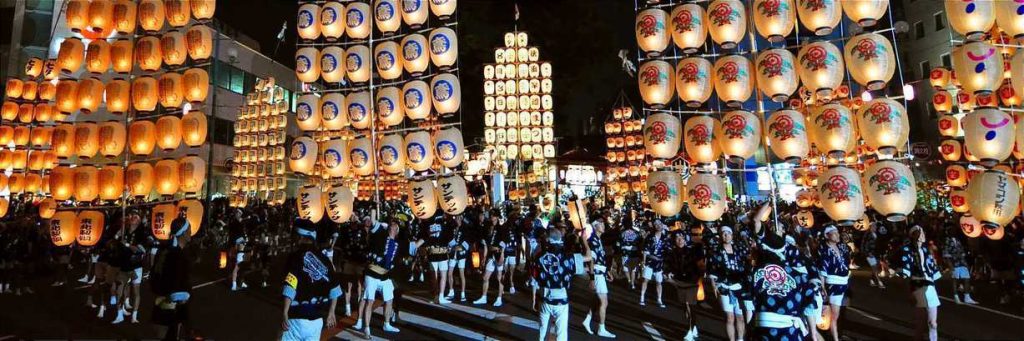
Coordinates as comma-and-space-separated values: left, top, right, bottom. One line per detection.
74, 166, 99, 202
98, 166, 124, 201
129, 120, 157, 155
132, 76, 158, 112
48, 167, 72, 200
181, 110, 207, 147
154, 159, 180, 196
797, 41, 844, 98
155, 115, 182, 151
178, 156, 206, 193
183, 68, 209, 103
321, 1, 345, 41
160, 31, 187, 67
113, 0, 138, 33
98, 121, 127, 158
110, 39, 134, 74
151, 203, 176, 240
57, 37, 85, 74
135, 36, 162, 71
707, 0, 747, 49
74, 122, 100, 159
158, 73, 184, 109
185, 25, 213, 62
127, 162, 154, 197
165, 0, 191, 27
50, 211, 79, 246
103, 80, 130, 114
639, 60, 675, 107
939, 139, 962, 161
75, 78, 104, 114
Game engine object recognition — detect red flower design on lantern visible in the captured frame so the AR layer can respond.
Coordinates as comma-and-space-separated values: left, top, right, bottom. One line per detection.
757, 0, 784, 17
853, 38, 881, 60
865, 102, 894, 124
929, 69, 945, 80
723, 114, 752, 138
946, 168, 961, 182
672, 9, 696, 33
646, 120, 676, 144
641, 65, 665, 86
689, 183, 720, 209
940, 143, 955, 155
823, 174, 858, 202
759, 52, 785, 77
769, 114, 802, 140
869, 167, 909, 195
800, 46, 830, 71
687, 122, 712, 145
800, 0, 827, 11
710, 3, 736, 26
679, 62, 701, 83
717, 61, 742, 83
951, 193, 965, 207
638, 14, 664, 38
650, 181, 676, 203
814, 108, 845, 130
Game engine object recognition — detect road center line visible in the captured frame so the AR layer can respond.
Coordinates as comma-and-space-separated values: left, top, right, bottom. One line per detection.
938, 296, 1024, 321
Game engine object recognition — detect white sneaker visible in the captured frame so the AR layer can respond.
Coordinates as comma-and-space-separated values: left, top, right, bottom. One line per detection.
438, 296, 451, 304
353, 319, 363, 331
684, 327, 696, 341
582, 313, 594, 334
473, 296, 487, 305
87, 277, 95, 284
231, 283, 238, 291
955, 295, 963, 304
493, 297, 503, 307
345, 303, 351, 316
383, 323, 400, 333
964, 294, 979, 304
131, 310, 139, 323
509, 286, 516, 294
418, 273, 425, 282
447, 289, 455, 298
869, 279, 877, 287
77, 275, 90, 283
597, 324, 616, 338
97, 305, 106, 318
124, 301, 133, 310
241, 282, 248, 289
112, 310, 125, 324
639, 300, 645, 306
657, 300, 665, 308
460, 292, 467, 302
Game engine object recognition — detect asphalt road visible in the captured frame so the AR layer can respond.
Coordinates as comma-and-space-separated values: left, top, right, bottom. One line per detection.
2, 249, 1023, 340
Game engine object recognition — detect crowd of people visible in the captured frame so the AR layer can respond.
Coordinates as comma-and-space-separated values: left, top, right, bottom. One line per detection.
2, 194, 1024, 341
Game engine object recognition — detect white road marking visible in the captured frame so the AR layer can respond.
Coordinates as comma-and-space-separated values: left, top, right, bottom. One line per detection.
192, 277, 226, 289
334, 328, 388, 341
404, 295, 539, 330
339, 304, 500, 340
642, 322, 665, 341
847, 306, 882, 321
938, 296, 1024, 321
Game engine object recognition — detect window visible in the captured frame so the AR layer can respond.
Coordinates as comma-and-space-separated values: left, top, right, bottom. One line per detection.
941, 53, 951, 68
215, 63, 231, 90
913, 21, 924, 39
934, 12, 945, 31
919, 60, 931, 80
211, 117, 234, 145
228, 67, 244, 93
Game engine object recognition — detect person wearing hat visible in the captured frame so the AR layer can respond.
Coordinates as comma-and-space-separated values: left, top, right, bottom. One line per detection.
817, 224, 850, 341
151, 209, 193, 341
896, 225, 941, 341
748, 221, 816, 341
580, 213, 616, 338
640, 219, 670, 307
414, 214, 453, 304
281, 217, 341, 341
708, 226, 750, 341
536, 227, 590, 341
358, 217, 401, 337
474, 209, 509, 307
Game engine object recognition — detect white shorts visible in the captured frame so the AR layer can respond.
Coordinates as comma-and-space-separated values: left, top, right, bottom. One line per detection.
505, 256, 517, 267
485, 258, 500, 273
236, 252, 245, 263
130, 267, 143, 285
282, 317, 323, 341
593, 274, 608, 295
866, 256, 878, 267
828, 294, 845, 306
743, 300, 754, 312
952, 266, 970, 279
363, 276, 395, 302
448, 258, 466, 269
913, 285, 941, 308
642, 266, 663, 282
430, 260, 449, 272
720, 292, 743, 315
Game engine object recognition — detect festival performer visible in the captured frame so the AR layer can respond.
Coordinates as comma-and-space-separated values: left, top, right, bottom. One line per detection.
415, 215, 453, 304
580, 214, 616, 338
151, 210, 193, 341
640, 220, 670, 307
473, 210, 508, 307
446, 215, 470, 302
896, 225, 942, 341
616, 217, 642, 289
818, 225, 851, 341
114, 211, 147, 324
665, 228, 704, 340
358, 217, 402, 337
941, 226, 978, 304
749, 230, 815, 341
280, 218, 341, 341
504, 209, 521, 294
861, 222, 887, 289
708, 226, 750, 341
536, 226, 590, 341
342, 216, 368, 317
406, 213, 426, 283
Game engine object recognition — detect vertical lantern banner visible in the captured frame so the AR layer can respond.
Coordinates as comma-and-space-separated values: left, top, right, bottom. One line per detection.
181, 110, 208, 147
85, 39, 111, 74
797, 41, 844, 99
843, 0, 888, 27
378, 133, 407, 174
155, 115, 182, 151
766, 109, 810, 162
647, 171, 684, 217
676, 57, 714, 107
844, 33, 895, 91
808, 103, 855, 157
151, 203, 177, 240
160, 31, 187, 67
132, 76, 159, 112
377, 86, 404, 127
346, 2, 371, 40
50, 211, 79, 246
158, 72, 184, 109
952, 41, 1003, 96
185, 25, 213, 62
297, 2, 321, 41
326, 185, 355, 223
50, 166, 75, 201
321, 138, 350, 178
407, 178, 438, 219
98, 165, 125, 201
402, 80, 431, 121
74, 166, 99, 202
864, 160, 917, 221
111, 39, 134, 74
944, 0, 994, 40
796, 0, 842, 35
713, 55, 753, 107
154, 159, 180, 196
405, 130, 434, 172
179, 156, 206, 193
347, 91, 372, 130
321, 1, 345, 41
320, 92, 348, 130
817, 166, 866, 225
295, 47, 320, 83
640, 60, 675, 108
707, 0, 747, 49
429, 27, 458, 69
374, 41, 402, 80
296, 94, 321, 131
670, 4, 707, 53
348, 136, 375, 177
402, 34, 429, 75
967, 170, 1020, 228
752, 0, 796, 42
319, 46, 345, 83
127, 162, 155, 197
57, 37, 84, 74
183, 68, 209, 104
939, 139, 962, 161
644, 113, 682, 159
687, 172, 728, 222
74, 122, 100, 159
857, 98, 909, 156
435, 127, 465, 169
346, 45, 371, 83
684, 115, 722, 164
719, 110, 761, 162
177, 199, 204, 236
76, 78, 104, 115
289, 136, 318, 175
962, 108, 1013, 165
437, 175, 468, 215
128, 120, 157, 155
755, 48, 798, 102
636, 8, 670, 57
431, 73, 461, 116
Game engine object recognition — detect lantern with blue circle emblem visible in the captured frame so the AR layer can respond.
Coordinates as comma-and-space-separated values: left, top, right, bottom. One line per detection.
346, 45, 370, 83
347, 91, 372, 130
995, 0, 1024, 40
346, 2, 370, 40
320, 46, 345, 83
379, 134, 406, 174
431, 73, 461, 115
321, 138, 350, 178
289, 136, 318, 175
320, 1, 345, 41
296, 94, 321, 131
320, 93, 347, 130
374, 0, 400, 34
402, 34, 429, 75
349, 136, 375, 176
295, 47, 319, 83
952, 41, 1004, 96
435, 127, 465, 169
403, 80, 431, 121
945, 0, 994, 40
297, 3, 321, 41
429, 27, 458, 69
962, 108, 1013, 165
377, 86, 404, 127
402, 0, 427, 27
374, 41, 402, 80
406, 131, 434, 172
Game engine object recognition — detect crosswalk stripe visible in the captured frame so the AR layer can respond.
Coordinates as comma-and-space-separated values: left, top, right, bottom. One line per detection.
642, 322, 665, 341
404, 296, 539, 330
337, 304, 498, 340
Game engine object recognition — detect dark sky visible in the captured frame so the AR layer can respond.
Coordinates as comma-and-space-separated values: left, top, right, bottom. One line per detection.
216, 0, 639, 149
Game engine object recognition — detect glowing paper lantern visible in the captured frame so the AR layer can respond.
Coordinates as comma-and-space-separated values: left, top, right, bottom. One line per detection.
17, 104, 33, 124
684, 115, 721, 164
378, 134, 407, 174
346, 45, 371, 83
66, 0, 90, 32
435, 127, 465, 168
718, 110, 761, 161
347, 91, 372, 130
126, 162, 154, 197
646, 171, 683, 217
297, 3, 321, 40
97, 166, 125, 201
431, 73, 461, 115
376, 86, 404, 127
289, 136, 318, 175
952, 42, 1003, 96
808, 103, 854, 156
939, 139, 962, 161
98, 121, 127, 158
102, 80, 129, 115
8, 172, 25, 193
713, 55, 753, 107
429, 0, 456, 18
405, 131, 434, 172
346, 2, 371, 40
932, 90, 954, 114
408, 179, 437, 219
181, 110, 207, 147
164, 0, 191, 27
842, 0, 887, 27
53, 80, 77, 115
796, 0, 842, 35
767, 109, 809, 162
967, 170, 1020, 228
436, 175, 468, 215
73, 166, 99, 202
75, 78, 103, 115
154, 159, 180, 196
158, 73, 184, 109
321, 1, 345, 41
402, 80, 431, 121
670, 4, 707, 53
57, 38, 84, 74
151, 203, 176, 240
817, 166, 865, 224
50, 211, 79, 246
183, 68, 209, 104
349, 136, 374, 176
321, 138, 349, 178
639, 60, 675, 107
74, 122, 100, 159
12, 126, 30, 147
945, 0, 994, 40
295, 47, 320, 83
755, 48, 798, 102
864, 160, 916, 221
186, 25, 213, 62
797, 41, 844, 98
1011, 52, 1023, 100
110, 39, 133, 74
132, 76, 159, 112
946, 165, 968, 187
50, 124, 75, 159
326, 185, 354, 223
844, 33, 895, 90
401, 34, 429, 75
687, 172, 727, 221
24, 57, 43, 78
752, 0, 796, 42
429, 27, 458, 69
30, 127, 51, 148
178, 156, 206, 193
172, 199, 202, 236
129, 120, 157, 155
296, 94, 322, 131
161, 31, 187, 67
675, 57, 713, 107
707, 0, 747, 49
155, 115, 182, 151
402, 0, 428, 27
962, 108, 1013, 164
135, 36, 162, 72
85, 39, 111, 74
190, 0, 215, 21
318, 46, 345, 83
636, 8, 670, 56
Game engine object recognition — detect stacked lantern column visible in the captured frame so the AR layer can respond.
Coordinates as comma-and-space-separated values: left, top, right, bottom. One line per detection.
604, 94, 648, 208
229, 78, 288, 207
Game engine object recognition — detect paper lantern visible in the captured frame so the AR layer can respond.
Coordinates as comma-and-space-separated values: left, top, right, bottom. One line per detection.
65, 0, 90, 32
947, 189, 969, 213
434, 175, 466, 215
186, 25, 213, 62
845, 33, 895, 90
435, 127, 465, 169
178, 156, 206, 193
670, 4, 707, 53
984, 225, 1005, 240
326, 185, 354, 223
297, 3, 321, 40
1011, 52, 1023, 102
289, 136, 318, 175
962, 108, 1013, 164
98, 121, 127, 158
405, 130, 434, 172
53, 80, 77, 115
347, 91, 372, 130
401, 34, 429, 75
968, 170, 1020, 228
38, 82, 56, 102
687, 172, 727, 221
295, 185, 324, 223
817, 166, 865, 224
994, 1, 1023, 39
796, 0, 842, 35
808, 103, 854, 156
428, 27, 458, 69
110, 39, 133, 74
939, 139, 962, 161
132, 76, 158, 112
100, 80, 129, 115
675, 57, 713, 107
1017, 113, 1024, 158
50, 124, 74, 159
296, 94, 322, 131
318, 46, 345, 83
73, 122, 99, 159
157, 73, 184, 109
165, 0, 190, 27
946, 165, 968, 187
636, 8, 670, 56
50, 211, 79, 246
16, 103, 33, 124
945, 0, 994, 40
129, 120, 157, 155
97, 165, 125, 201
126, 162, 154, 197
346, 2, 371, 39
378, 134, 407, 174
175, 199, 203, 236
111, 0, 138, 33
189, 0, 214, 21
349, 136, 374, 176
755, 48, 798, 102
155, 115, 182, 151
767, 109, 809, 162
842, 0, 887, 27
644, 113, 682, 159
35, 197, 57, 219
154, 159, 180, 196
684, 115, 721, 164
5, 79, 23, 100
931, 90, 953, 114
408, 180, 445, 211
8, 172, 25, 193
295, 47, 320, 83
321, 1, 345, 41
85, 39, 112, 74
135, 36, 162, 71
19, 81, 36, 101
345, 45, 371, 83
707, 0, 747, 49
431, 73, 461, 115
375, 0, 401, 34
952, 42, 1003, 96
998, 82, 1021, 107
73, 166, 99, 202
752, 0, 796, 42
23, 172, 41, 193
402, 0, 428, 27
429, 0, 456, 18
12, 126, 30, 147
718, 110, 761, 161
376, 86, 404, 127
151, 203, 176, 240
24, 57, 43, 78
0, 101, 16, 121
639, 60, 675, 107
160, 31, 187, 67
646, 171, 683, 217
178, 110, 207, 147
713, 55, 753, 107
183, 68, 209, 104
864, 160, 916, 221
57, 37, 84, 74
30, 126, 51, 148
402, 80, 431, 121
74, 78, 103, 115
321, 138, 350, 178
797, 41, 844, 98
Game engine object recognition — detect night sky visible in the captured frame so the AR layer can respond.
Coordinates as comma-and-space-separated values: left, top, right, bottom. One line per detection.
216, 0, 639, 150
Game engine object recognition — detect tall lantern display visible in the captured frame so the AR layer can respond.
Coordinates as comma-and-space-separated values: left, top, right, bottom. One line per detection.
687, 172, 727, 222
863, 160, 916, 221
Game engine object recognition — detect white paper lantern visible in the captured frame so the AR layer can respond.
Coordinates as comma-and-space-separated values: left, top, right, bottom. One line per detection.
718, 110, 761, 161
712, 55, 753, 107
796, 0, 842, 35
636, 8, 670, 56
435, 127, 465, 169
797, 41, 844, 98
945, 0, 994, 40
297, 185, 324, 223
374, 0, 401, 34
402, 80, 431, 121
321, 138, 350, 178
818, 166, 865, 224
376, 86, 404, 127
647, 171, 684, 217
349, 136, 375, 176
431, 73, 461, 115
644, 113, 682, 159
707, 0, 747, 49
766, 109, 809, 162
639, 60, 675, 107
857, 98, 909, 156
346, 2, 371, 39
844, 33, 896, 90
962, 108, 1014, 164
952, 41, 1003, 96
967, 170, 1020, 228
428, 27, 458, 69
401, 34, 429, 75
345, 45, 370, 83
670, 4, 707, 53
687, 172, 728, 222
402, 0, 428, 27
408, 178, 438, 219
295, 47, 319, 83
755, 48, 798, 102
320, 46, 345, 83
436, 175, 468, 215
807, 103, 855, 156
863, 160, 916, 221
326, 185, 354, 223
296, 94, 321, 131
374, 41, 402, 80
378, 133, 407, 174
320, 92, 348, 130
752, 0, 796, 42
289, 136, 318, 175
405, 130, 434, 172
320, 1, 345, 41
684, 115, 721, 164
